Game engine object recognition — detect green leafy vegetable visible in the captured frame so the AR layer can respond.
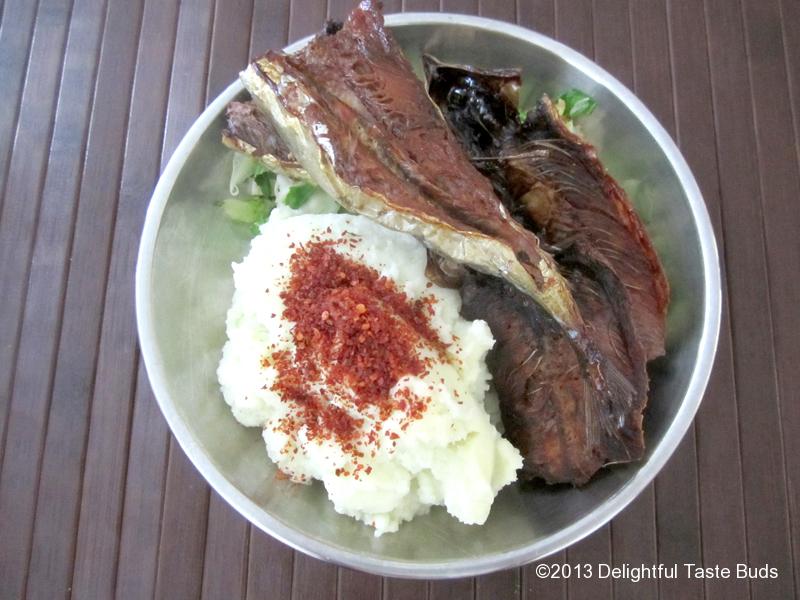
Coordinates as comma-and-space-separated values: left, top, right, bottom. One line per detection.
283, 183, 317, 209
221, 196, 271, 226
254, 171, 276, 200
229, 153, 266, 195
558, 89, 597, 120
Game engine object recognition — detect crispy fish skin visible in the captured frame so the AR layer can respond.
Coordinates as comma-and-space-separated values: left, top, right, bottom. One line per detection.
461, 274, 643, 485
425, 57, 665, 483
222, 101, 310, 181
424, 57, 669, 359
239, 0, 582, 329
518, 98, 669, 359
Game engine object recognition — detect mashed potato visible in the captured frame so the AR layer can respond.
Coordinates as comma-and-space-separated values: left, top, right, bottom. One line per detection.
218, 211, 521, 535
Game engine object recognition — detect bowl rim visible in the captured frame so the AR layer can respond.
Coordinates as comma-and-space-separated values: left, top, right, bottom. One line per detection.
135, 11, 722, 579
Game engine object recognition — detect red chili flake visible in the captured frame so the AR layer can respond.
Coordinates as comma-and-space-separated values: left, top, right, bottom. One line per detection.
268, 239, 447, 456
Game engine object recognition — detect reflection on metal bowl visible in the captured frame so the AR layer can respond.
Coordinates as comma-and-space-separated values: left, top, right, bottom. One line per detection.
135, 13, 721, 579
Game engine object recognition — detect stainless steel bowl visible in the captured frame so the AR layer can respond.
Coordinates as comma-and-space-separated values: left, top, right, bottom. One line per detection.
136, 13, 721, 578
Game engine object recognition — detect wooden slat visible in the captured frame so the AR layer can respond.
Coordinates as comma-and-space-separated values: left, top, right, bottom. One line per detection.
151, 1, 216, 598
703, 1, 795, 598
476, 569, 520, 600
292, 553, 338, 600
403, 0, 440, 12
516, 0, 555, 36
0, 0, 72, 470
0, 0, 40, 216
246, 530, 294, 600
337, 567, 383, 600
430, 577, 474, 600
441, 0, 477, 15
207, 0, 253, 101
384, 577, 429, 600
565, 527, 612, 600
0, 2, 83, 598
479, 0, 514, 21
249, 0, 290, 57
740, 0, 800, 594
107, 1, 181, 597
115, 368, 171, 600
666, 2, 750, 599
289, 0, 327, 41
63, 0, 151, 598
201, 493, 250, 599
524, 556, 566, 600
18, 0, 110, 597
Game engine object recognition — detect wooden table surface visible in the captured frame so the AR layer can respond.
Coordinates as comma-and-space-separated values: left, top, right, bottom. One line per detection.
1, 0, 798, 598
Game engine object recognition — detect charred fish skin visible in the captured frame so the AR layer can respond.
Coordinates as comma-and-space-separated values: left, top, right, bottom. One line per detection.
425, 57, 668, 360
238, 0, 583, 330
222, 100, 310, 181
522, 98, 669, 360
460, 274, 644, 485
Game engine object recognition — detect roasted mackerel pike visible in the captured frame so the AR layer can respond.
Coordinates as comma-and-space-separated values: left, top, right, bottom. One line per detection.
225, 0, 669, 485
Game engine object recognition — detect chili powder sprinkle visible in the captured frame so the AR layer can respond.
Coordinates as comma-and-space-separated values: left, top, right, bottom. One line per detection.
265, 238, 448, 473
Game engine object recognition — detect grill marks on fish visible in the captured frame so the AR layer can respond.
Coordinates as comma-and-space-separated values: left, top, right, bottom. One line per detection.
239, 0, 582, 328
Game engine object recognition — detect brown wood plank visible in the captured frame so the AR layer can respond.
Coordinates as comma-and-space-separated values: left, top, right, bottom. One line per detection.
106, 4, 180, 598
666, 1, 750, 599
554, 0, 592, 56
704, 0, 795, 598
0, 0, 40, 216
476, 568, 520, 600
292, 553, 338, 600
207, 0, 253, 101
441, 0, 477, 15
115, 367, 171, 600
246, 530, 294, 600
523, 554, 566, 600
565, 526, 612, 600
479, 0, 514, 21
0, 0, 72, 471
403, 0, 440, 11
14, 0, 110, 597
289, 0, 327, 41
783, 0, 800, 171
337, 567, 383, 600
430, 577, 474, 600
741, 0, 800, 593
64, 1, 155, 598
516, 0, 555, 37
154, 445, 212, 600
202, 493, 250, 599
384, 577, 428, 600
609, 494, 657, 600
249, 0, 290, 57
151, 1, 216, 598
0, 1, 81, 598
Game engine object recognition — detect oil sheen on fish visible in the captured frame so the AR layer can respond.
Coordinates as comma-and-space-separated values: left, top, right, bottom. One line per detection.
237, 0, 582, 329
426, 57, 670, 483
425, 56, 669, 360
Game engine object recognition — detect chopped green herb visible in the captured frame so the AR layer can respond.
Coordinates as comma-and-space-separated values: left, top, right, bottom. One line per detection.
254, 171, 276, 200
221, 196, 271, 226
284, 183, 317, 209
519, 107, 529, 121
558, 89, 597, 120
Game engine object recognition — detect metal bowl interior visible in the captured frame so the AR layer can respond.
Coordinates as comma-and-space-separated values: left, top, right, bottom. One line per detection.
136, 13, 720, 578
